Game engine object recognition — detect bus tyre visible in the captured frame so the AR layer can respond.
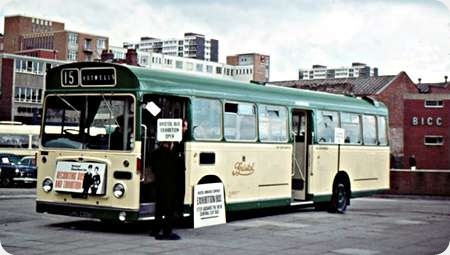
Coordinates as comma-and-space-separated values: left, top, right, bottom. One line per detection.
330, 182, 348, 214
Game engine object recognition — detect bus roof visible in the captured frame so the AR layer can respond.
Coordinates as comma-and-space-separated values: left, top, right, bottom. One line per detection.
46, 62, 388, 115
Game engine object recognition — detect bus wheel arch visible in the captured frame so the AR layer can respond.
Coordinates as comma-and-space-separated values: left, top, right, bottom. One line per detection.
196, 174, 226, 204
197, 175, 223, 185
330, 171, 351, 213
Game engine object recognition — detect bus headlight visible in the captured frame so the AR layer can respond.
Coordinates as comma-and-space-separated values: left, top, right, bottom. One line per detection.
42, 178, 53, 192
113, 183, 125, 198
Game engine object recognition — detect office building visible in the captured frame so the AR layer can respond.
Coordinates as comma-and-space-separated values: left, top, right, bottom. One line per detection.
3, 15, 108, 61
299, 62, 378, 80
107, 46, 255, 82
125, 32, 218, 62
0, 53, 65, 124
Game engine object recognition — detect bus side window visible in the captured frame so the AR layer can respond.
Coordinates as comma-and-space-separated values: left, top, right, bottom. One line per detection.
341, 112, 361, 144
377, 116, 388, 145
316, 110, 339, 143
192, 98, 222, 141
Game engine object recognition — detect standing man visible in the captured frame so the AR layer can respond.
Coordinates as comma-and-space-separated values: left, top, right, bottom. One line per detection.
150, 142, 180, 240
90, 166, 101, 194
82, 165, 93, 194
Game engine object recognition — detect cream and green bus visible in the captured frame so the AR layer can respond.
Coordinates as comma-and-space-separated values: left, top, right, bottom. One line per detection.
36, 62, 389, 222
0, 121, 40, 158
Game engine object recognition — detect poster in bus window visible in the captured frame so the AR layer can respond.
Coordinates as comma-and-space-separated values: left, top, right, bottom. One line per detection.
55, 161, 106, 195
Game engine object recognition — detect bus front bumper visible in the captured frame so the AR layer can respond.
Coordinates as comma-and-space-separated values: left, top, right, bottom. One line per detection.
36, 201, 146, 222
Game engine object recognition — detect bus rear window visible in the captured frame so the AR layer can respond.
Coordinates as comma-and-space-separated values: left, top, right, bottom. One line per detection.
42, 95, 135, 150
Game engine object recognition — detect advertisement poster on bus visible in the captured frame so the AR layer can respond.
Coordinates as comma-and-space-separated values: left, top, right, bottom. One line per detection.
193, 183, 226, 228
54, 161, 106, 195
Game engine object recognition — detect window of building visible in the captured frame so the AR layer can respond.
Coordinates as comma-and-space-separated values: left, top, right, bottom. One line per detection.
206, 65, 213, 73
362, 115, 377, 145
15, 87, 22, 102
258, 105, 288, 142
224, 102, 257, 141
317, 110, 339, 143
37, 89, 43, 103
68, 50, 77, 61
341, 112, 361, 144
32, 61, 38, 74
192, 98, 222, 140
196, 64, 203, 72
175, 61, 183, 69
27, 88, 33, 101
377, 116, 388, 145
96, 38, 106, 49
68, 33, 78, 46
20, 60, 27, 72
26, 61, 33, 72
15, 59, 21, 71
37, 62, 44, 74
186, 62, 194, 71
140, 56, 148, 66
424, 136, 444, 146
84, 39, 92, 50
424, 100, 444, 108
216, 67, 222, 74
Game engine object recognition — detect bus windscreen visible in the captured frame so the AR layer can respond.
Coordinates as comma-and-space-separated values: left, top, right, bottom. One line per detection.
42, 95, 135, 151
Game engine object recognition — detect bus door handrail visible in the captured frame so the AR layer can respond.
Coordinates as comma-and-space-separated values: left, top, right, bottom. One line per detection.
291, 131, 306, 180
140, 124, 147, 182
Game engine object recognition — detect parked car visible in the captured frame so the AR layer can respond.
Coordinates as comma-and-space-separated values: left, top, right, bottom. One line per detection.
0, 155, 37, 187
0, 153, 22, 165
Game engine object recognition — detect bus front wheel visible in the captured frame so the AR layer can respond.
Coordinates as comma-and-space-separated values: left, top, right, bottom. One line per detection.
330, 182, 348, 213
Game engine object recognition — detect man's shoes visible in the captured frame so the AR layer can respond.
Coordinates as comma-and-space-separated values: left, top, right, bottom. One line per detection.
155, 233, 181, 240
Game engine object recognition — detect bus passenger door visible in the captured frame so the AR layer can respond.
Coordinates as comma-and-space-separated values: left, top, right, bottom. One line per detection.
292, 110, 309, 201
140, 95, 187, 205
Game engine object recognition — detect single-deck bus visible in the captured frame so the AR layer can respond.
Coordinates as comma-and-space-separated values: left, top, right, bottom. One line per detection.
36, 62, 389, 222
0, 121, 40, 158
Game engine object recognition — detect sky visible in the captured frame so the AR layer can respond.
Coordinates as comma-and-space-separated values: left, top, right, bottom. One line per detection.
0, 0, 449, 83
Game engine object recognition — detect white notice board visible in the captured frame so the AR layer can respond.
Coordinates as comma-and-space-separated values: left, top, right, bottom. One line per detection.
157, 118, 182, 142
193, 183, 226, 228
334, 128, 345, 144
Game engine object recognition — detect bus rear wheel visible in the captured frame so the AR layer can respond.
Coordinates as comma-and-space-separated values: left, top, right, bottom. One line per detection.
330, 182, 348, 213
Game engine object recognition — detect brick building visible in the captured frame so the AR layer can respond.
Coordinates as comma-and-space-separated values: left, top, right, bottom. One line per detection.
3, 15, 108, 61
404, 80, 450, 169
226, 53, 270, 83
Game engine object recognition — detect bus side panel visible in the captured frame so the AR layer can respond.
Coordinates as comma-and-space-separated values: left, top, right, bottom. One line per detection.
340, 146, 390, 192
185, 142, 292, 206
308, 145, 339, 197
